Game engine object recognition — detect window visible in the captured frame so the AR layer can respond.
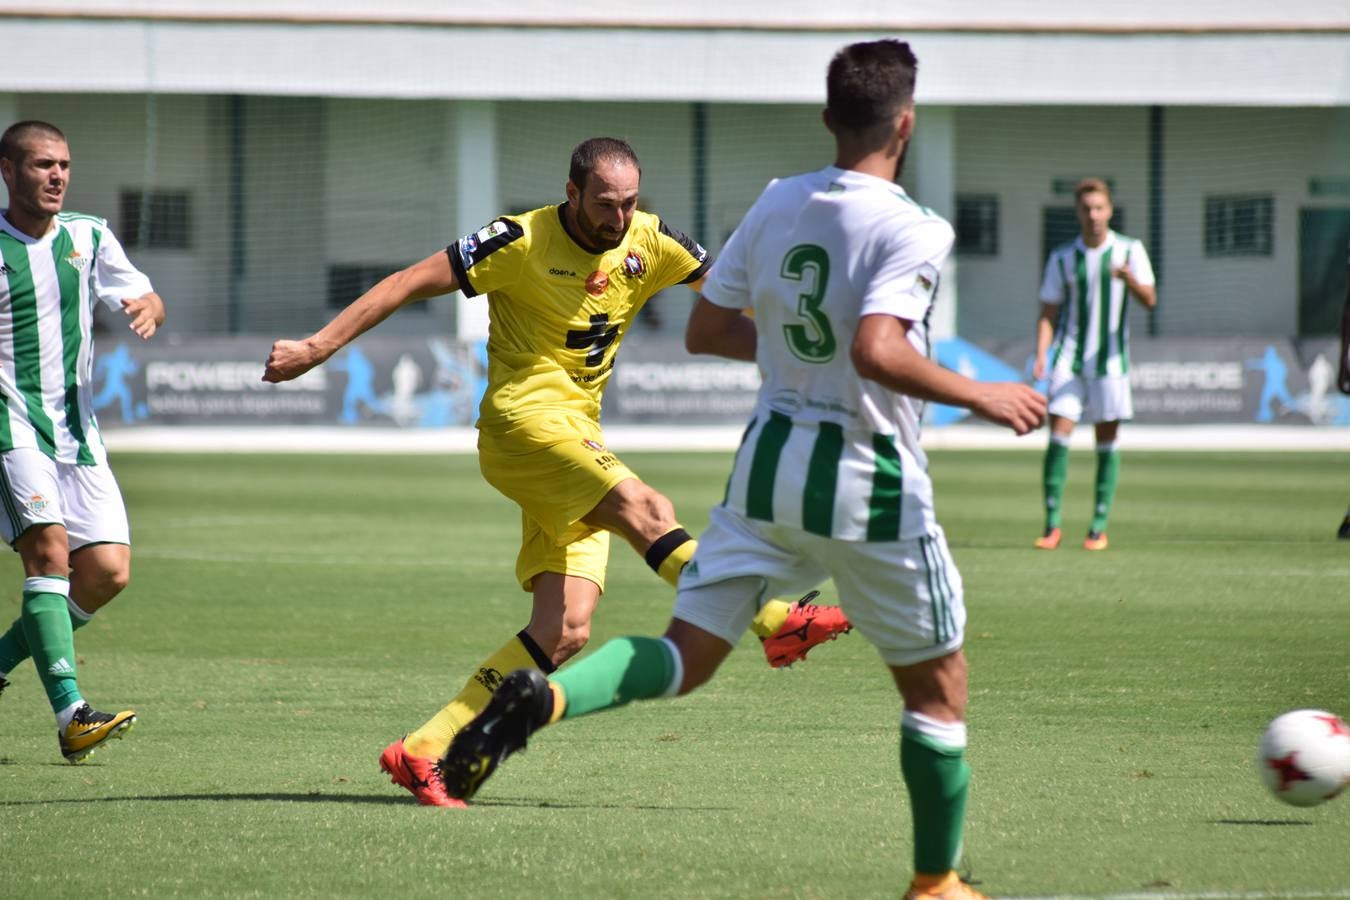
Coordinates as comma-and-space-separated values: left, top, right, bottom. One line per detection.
955, 195, 999, 256
119, 190, 191, 249
1205, 195, 1273, 257
327, 264, 421, 310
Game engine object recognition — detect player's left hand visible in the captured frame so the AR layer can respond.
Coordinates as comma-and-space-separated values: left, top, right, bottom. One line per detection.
122, 293, 165, 339
1111, 265, 1133, 285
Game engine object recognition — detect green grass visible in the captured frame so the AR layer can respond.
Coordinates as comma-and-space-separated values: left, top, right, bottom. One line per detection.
1, 449, 1347, 898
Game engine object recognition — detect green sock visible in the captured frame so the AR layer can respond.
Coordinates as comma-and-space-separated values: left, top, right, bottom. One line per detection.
20, 576, 83, 714
1042, 440, 1070, 529
901, 716, 970, 875
0, 618, 28, 675
1091, 444, 1120, 533
0, 599, 90, 674
552, 637, 679, 719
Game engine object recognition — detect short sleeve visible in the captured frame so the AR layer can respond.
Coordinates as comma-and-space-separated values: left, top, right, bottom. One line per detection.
1039, 250, 1067, 305
699, 217, 753, 310
1127, 239, 1155, 287
446, 217, 527, 298
650, 219, 711, 290
92, 225, 153, 310
857, 216, 955, 323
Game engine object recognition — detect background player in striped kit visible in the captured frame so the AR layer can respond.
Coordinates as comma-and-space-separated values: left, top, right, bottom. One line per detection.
1032, 178, 1156, 551
0, 120, 164, 762
439, 40, 1045, 899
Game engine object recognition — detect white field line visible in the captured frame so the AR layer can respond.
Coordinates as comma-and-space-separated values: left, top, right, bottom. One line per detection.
102, 425, 1350, 454
1000, 892, 1350, 900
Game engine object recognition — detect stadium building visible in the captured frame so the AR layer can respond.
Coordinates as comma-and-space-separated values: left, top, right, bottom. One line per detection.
2, 1, 1348, 429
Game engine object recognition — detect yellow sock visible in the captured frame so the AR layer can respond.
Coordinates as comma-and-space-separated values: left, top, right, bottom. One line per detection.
646, 528, 696, 587
546, 683, 566, 725
402, 633, 547, 758
749, 599, 792, 639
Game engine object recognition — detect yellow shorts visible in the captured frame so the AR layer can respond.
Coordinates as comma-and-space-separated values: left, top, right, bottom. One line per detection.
478, 414, 636, 592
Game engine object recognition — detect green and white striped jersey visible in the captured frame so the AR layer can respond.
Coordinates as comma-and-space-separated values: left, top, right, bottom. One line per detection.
0, 211, 153, 464
1041, 231, 1154, 378
702, 166, 955, 541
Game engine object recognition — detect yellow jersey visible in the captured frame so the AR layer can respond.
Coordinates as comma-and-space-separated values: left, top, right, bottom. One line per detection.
447, 204, 710, 431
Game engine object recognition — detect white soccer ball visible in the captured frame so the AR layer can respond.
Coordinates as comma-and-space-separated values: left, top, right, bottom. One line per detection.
1257, 709, 1350, 807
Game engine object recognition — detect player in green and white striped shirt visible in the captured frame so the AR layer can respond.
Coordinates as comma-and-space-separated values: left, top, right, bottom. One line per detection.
1033, 178, 1156, 552
0, 120, 165, 762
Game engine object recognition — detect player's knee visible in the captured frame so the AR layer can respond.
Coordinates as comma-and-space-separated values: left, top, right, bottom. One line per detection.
18, 526, 69, 574
553, 628, 590, 665
104, 565, 131, 597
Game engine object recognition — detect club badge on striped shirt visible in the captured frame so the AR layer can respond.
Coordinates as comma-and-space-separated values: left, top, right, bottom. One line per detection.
63, 249, 89, 272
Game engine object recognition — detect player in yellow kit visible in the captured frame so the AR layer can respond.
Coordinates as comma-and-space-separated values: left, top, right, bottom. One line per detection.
263, 138, 851, 807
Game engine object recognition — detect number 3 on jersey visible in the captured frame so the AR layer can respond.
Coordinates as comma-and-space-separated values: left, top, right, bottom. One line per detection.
780, 244, 836, 363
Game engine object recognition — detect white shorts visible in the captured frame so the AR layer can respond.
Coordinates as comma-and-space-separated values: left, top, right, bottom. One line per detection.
0, 448, 130, 550
675, 505, 964, 667
1047, 370, 1133, 424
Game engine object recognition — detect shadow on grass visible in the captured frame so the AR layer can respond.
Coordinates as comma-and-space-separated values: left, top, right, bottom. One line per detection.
0, 792, 731, 812
1212, 818, 1314, 826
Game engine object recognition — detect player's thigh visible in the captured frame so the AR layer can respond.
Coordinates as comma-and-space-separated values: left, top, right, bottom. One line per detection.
479, 419, 635, 544
1083, 374, 1133, 423
58, 459, 131, 550
820, 525, 965, 667
0, 448, 67, 548
515, 511, 611, 593
674, 506, 826, 646
1046, 369, 1086, 422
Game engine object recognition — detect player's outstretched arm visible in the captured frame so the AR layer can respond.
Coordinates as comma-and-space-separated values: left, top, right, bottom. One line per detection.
262, 250, 458, 383
685, 295, 756, 362
852, 313, 1046, 435
1032, 302, 1058, 380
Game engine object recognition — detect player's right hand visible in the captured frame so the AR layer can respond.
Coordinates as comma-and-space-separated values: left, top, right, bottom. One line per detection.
972, 382, 1047, 436
262, 338, 321, 383
1031, 355, 1046, 380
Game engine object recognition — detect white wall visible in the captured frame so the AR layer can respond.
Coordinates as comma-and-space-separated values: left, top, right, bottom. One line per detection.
7, 94, 1346, 340
3, 93, 229, 334
1163, 107, 1350, 336
2, 17, 1347, 107
954, 106, 1152, 339
6, 0, 1347, 28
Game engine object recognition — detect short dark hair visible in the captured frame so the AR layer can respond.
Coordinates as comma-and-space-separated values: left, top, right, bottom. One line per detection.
569, 137, 641, 192
1074, 177, 1112, 204
826, 40, 918, 135
0, 120, 67, 164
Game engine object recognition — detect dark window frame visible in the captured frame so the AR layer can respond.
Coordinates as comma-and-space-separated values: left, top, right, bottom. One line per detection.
955, 194, 1000, 257
327, 263, 424, 310
119, 189, 192, 250
1205, 194, 1274, 257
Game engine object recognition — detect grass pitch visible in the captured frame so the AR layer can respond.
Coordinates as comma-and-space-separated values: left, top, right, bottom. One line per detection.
1, 448, 1347, 899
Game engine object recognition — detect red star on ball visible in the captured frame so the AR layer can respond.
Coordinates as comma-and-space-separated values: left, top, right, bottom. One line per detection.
1314, 714, 1350, 738
1266, 752, 1313, 792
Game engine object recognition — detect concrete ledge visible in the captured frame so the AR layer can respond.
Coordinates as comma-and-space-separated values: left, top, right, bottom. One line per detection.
100, 424, 1350, 454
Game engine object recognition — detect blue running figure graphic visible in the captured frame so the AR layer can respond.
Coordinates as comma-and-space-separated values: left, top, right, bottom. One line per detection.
1246, 345, 1292, 423
331, 346, 385, 424
91, 343, 143, 423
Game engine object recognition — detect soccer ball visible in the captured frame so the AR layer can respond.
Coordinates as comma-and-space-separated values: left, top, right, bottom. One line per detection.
1256, 709, 1350, 807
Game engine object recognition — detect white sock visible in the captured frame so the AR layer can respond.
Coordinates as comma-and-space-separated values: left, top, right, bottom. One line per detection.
56, 699, 86, 732
901, 708, 968, 749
